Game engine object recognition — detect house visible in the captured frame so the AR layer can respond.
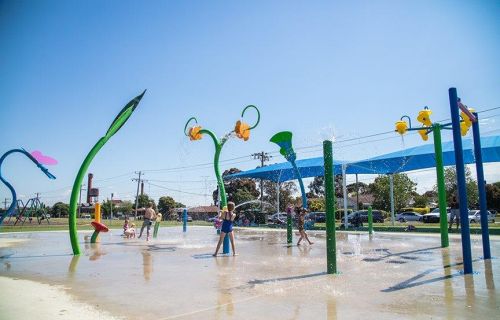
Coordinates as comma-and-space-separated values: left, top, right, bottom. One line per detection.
175, 205, 219, 221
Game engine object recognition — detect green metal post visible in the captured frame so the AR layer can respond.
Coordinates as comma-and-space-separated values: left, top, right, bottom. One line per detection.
90, 230, 100, 244
368, 206, 373, 235
324, 140, 337, 274
287, 207, 292, 244
432, 124, 449, 248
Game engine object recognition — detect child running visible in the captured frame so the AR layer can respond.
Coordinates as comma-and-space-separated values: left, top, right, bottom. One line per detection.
295, 206, 314, 246
213, 201, 237, 256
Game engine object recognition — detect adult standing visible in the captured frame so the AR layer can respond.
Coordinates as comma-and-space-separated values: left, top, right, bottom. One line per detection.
448, 194, 460, 231
139, 202, 156, 241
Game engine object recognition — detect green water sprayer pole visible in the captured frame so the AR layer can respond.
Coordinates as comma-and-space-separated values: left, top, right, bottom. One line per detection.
432, 124, 449, 248
324, 140, 337, 274
287, 207, 293, 244
368, 206, 373, 235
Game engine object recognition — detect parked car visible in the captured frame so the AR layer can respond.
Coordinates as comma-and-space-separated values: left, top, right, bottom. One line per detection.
206, 216, 218, 222
268, 212, 287, 224
81, 214, 91, 219
468, 210, 495, 223
346, 210, 385, 223
306, 212, 326, 223
423, 208, 450, 223
422, 211, 440, 223
396, 211, 423, 222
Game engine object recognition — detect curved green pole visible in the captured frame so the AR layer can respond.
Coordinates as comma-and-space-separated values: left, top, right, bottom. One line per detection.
69, 137, 106, 254
68, 90, 146, 255
199, 129, 230, 254
184, 105, 260, 255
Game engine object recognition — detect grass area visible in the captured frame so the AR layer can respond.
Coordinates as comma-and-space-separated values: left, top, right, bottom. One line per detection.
2, 218, 499, 235
0, 218, 212, 233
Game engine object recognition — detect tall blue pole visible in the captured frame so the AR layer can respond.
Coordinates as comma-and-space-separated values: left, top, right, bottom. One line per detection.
472, 112, 491, 259
449, 87, 473, 274
183, 208, 187, 233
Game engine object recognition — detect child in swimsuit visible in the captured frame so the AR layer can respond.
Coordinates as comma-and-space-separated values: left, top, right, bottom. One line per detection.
213, 201, 236, 256
295, 206, 313, 246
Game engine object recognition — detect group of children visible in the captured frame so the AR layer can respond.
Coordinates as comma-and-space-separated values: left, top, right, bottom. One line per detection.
118, 200, 313, 254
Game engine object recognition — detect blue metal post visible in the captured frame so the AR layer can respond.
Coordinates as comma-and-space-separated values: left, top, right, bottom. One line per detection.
449, 87, 473, 274
472, 112, 491, 259
183, 208, 187, 233
222, 227, 230, 254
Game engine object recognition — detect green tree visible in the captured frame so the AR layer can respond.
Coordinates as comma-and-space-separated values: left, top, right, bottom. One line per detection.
263, 180, 297, 212
307, 175, 344, 198
135, 194, 155, 209
213, 168, 259, 206
485, 183, 500, 211
101, 199, 115, 218
442, 166, 479, 207
369, 173, 417, 212
308, 198, 325, 212
158, 196, 178, 220
412, 194, 429, 208
51, 202, 69, 218
117, 201, 134, 215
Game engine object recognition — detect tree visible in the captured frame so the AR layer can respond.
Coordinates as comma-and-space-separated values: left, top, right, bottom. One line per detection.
347, 182, 368, 194
135, 194, 155, 209
485, 183, 500, 211
158, 196, 178, 220
307, 175, 343, 198
412, 194, 429, 208
308, 198, 325, 211
262, 180, 297, 212
51, 202, 69, 218
101, 199, 115, 218
118, 201, 134, 215
212, 168, 259, 206
307, 176, 324, 198
369, 173, 417, 212
442, 166, 479, 208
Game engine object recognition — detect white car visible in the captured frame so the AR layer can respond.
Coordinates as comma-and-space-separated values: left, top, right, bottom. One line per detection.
267, 212, 287, 224
468, 210, 495, 223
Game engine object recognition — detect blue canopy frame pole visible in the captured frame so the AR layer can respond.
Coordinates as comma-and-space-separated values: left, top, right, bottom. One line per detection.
449, 87, 473, 275
472, 112, 491, 259
342, 164, 348, 229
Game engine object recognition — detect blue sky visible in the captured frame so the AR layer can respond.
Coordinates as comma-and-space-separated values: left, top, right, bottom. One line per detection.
1, 0, 499, 207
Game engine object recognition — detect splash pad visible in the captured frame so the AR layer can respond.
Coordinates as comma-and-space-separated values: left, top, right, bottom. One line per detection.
0, 227, 498, 319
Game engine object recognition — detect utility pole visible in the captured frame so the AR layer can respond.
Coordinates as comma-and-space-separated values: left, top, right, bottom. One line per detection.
3, 198, 10, 210
252, 152, 272, 212
110, 193, 114, 221
133, 171, 142, 219
202, 176, 210, 205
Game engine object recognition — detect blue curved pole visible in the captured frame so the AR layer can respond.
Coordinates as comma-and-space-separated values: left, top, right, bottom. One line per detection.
449, 88, 473, 274
291, 161, 307, 209
472, 112, 491, 259
0, 149, 56, 225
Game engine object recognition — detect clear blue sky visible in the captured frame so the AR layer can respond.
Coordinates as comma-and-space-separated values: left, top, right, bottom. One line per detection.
1, 0, 499, 207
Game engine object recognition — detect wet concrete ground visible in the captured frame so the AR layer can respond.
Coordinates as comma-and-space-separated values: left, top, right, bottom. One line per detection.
0, 227, 499, 319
